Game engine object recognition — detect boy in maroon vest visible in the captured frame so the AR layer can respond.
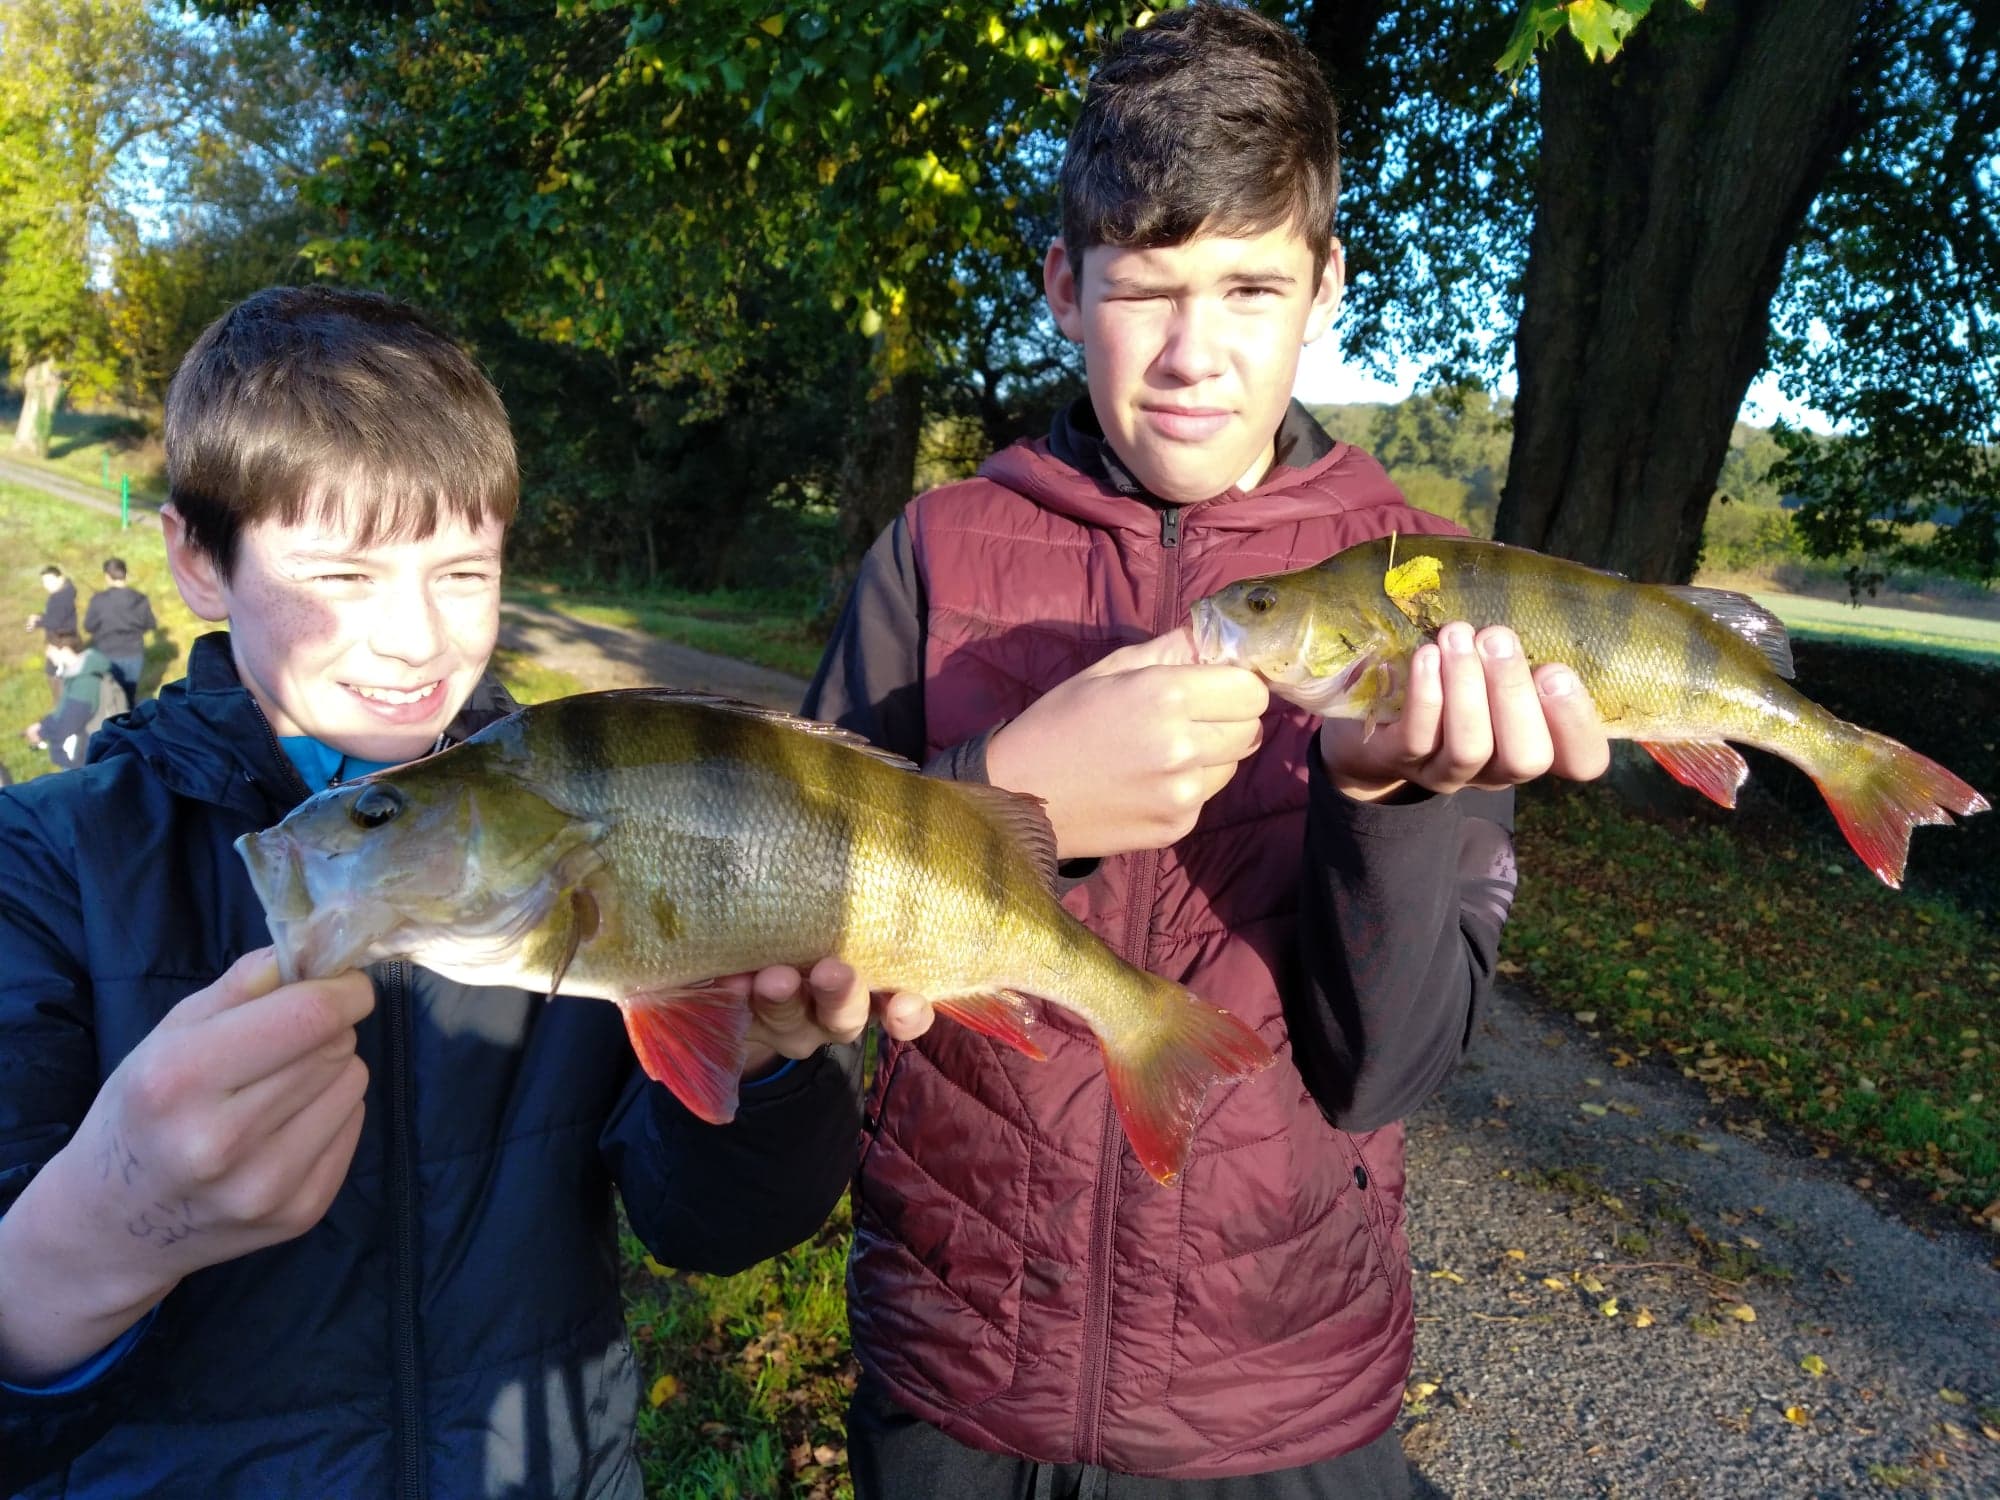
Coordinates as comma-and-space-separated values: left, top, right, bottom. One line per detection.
803, 7, 1609, 1495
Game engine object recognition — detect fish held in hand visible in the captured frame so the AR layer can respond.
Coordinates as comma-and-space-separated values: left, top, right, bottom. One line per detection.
1190, 536, 1988, 888
234, 690, 1271, 1184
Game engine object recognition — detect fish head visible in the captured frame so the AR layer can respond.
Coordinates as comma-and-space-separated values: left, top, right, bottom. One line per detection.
235, 756, 604, 983
1191, 564, 1411, 720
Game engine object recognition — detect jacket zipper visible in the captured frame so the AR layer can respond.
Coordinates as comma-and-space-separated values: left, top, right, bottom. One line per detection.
386, 959, 427, 1500
1074, 501, 1192, 1464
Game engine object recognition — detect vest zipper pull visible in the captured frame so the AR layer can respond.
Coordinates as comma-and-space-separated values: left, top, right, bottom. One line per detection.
1160, 506, 1181, 548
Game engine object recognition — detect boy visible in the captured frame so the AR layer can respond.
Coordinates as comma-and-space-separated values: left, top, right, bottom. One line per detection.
21, 630, 125, 770
23, 565, 77, 709
804, 7, 1609, 1495
0, 286, 930, 1499
82, 557, 157, 705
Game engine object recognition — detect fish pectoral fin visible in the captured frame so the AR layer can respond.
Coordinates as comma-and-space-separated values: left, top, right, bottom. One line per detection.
1640, 739, 1750, 810
545, 884, 602, 997
618, 983, 752, 1125
934, 990, 1048, 1061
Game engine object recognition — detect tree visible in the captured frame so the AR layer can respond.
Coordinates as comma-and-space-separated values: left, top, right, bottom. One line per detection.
1308, 0, 1997, 585
0, 2, 333, 453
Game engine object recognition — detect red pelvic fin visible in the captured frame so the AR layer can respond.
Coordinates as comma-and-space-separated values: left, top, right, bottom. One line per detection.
1815, 730, 1990, 889
1102, 982, 1275, 1187
934, 989, 1047, 1061
1639, 739, 1750, 810
617, 983, 752, 1125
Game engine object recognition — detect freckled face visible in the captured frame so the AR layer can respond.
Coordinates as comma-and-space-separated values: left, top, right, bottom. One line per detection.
165, 507, 505, 764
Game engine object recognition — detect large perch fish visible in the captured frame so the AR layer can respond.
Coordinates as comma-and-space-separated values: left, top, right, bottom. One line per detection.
235, 690, 1271, 1185
1190, 536, 1988, 888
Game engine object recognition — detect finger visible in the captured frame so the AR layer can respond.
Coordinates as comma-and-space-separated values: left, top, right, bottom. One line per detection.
750, 965, 807, 1005
202, 970, 376, 1092
1181, 717, 1265, 769
804, 958, 869, 1043
278, 1095, 368, 1230
1534, 665, 1612, 782
216, 1030, 363, 1141
226, 1055, 369, 1225
1390, 641, 1445, 762
747, 965, 810, 1035
1141, 663, 1271, 722
1427, 622, 1495, 784
876, 991, 937, 1042
1095, 623, 1201, 673
1474, 627, 1554, 784
162, 948, 283, 1028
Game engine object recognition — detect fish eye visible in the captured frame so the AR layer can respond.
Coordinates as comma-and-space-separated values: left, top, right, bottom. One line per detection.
1246, 585, 1279, 614
349, 784, 406, 830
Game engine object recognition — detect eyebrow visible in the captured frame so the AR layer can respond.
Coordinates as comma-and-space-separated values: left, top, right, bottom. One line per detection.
1099, 269, 1300, 294
287, 548, 503, 569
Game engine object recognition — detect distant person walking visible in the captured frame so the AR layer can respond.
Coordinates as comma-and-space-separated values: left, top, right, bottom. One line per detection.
21, 630, 125, 771
24, 565, 77, 709
83, 558, 157, 704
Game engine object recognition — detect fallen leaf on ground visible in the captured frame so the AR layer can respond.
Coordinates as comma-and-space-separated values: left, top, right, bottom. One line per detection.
1801, 1354, 1829, 1378
1723, 1302, 1757, 1323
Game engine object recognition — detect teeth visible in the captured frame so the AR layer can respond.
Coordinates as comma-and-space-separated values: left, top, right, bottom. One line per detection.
353, 683, 437, 705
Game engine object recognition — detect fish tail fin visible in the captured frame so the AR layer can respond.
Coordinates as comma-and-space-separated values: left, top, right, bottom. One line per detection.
1100, 977, 1275, 1187
618, 983, 752, 1125
1812, 728, 1988, 888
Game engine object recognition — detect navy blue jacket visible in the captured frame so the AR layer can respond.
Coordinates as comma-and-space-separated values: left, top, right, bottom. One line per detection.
0, 634, 862, 1499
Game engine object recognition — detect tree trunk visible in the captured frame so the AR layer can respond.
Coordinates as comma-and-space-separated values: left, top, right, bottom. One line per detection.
836, 349, 925, 569
13, 359, 66, 458
1497, 0, 1880, 582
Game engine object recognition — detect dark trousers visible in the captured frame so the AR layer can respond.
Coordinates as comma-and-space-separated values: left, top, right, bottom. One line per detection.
107, 654, 144, 704
847, 1366, 1413, 1500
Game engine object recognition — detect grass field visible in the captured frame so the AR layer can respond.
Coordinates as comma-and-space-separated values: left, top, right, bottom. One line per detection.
1742, 589, 2000, 665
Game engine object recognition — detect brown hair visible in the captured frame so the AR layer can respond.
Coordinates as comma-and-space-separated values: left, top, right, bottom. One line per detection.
47, 630, 83, 653
1060, 5, 1340, 277
164, 286, 517, 577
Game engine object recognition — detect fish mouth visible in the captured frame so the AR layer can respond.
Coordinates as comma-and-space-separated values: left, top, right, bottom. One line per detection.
1190, 599, 1241, 665
234, 828, 404, 983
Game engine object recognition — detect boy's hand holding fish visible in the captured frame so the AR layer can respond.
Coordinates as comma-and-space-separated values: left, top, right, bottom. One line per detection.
0, 950, 372, 1384
734, 959, 936, 1077
984, 626, 1271, 858
1315, 620, 1610, 801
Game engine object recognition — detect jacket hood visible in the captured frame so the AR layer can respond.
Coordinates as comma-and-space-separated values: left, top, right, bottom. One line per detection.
89, 632, 521, 822
979, 431, 1407, 538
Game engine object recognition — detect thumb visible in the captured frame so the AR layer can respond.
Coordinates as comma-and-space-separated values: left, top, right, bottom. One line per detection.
1085, 623, 1202, 676
165, 947, 283, 1027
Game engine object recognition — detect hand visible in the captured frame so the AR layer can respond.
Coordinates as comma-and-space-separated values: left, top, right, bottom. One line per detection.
0, 949, 373, 1383
25, 613, 41, 631
1318, 622, 1610, 800
21, 724, 42, 748
723, 960, 937, 1078
985, 625, 1269, 858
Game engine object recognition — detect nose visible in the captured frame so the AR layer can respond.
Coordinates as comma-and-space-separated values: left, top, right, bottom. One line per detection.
371, 583, 446, 666
1156, 296, 1227, 385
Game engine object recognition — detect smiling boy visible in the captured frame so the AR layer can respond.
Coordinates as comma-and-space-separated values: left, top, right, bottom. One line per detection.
804, 7, 1606, 1496
0, 286, 925, 1499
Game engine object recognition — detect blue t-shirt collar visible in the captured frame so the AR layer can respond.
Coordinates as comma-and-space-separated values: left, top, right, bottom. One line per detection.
279, 736, 403, 791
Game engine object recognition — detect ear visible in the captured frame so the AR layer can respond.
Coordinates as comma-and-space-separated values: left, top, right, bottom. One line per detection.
1044, 239, 1086, 343
161, 505, 230, 622
1303, 238, 1347, 345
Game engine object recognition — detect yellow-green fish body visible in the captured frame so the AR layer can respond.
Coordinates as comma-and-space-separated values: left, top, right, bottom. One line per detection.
237, 691, 1271, 1183
1191, 536, 1987, 887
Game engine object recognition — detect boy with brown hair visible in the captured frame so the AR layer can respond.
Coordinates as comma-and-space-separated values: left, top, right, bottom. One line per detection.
804, 6, 1608, 1494
0, 286, 930, 1498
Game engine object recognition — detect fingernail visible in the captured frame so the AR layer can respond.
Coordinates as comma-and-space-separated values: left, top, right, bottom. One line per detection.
1541, 667, 1576, 698
1478, 631, 1514, 660
1441, 622, 1474, 654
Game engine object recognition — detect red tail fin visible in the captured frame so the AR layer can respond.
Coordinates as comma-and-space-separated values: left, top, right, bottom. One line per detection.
1101, 981, 1274, 1186
1814, 729, 1988, 889
618, 983, 753, 1124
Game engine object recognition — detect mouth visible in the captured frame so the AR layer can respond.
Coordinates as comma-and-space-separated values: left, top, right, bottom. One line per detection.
1189, 599, 1241, 664
343, 679, 446, 724
1142, 405, 1233, 442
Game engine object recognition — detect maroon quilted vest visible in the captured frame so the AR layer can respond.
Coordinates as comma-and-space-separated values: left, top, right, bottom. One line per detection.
846, 436, 1465, 1478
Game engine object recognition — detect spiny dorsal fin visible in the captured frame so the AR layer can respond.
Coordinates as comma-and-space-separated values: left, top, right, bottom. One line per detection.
950, 780, 1061, 890
512, 687, 928, 772
1660, 587, 1796, 679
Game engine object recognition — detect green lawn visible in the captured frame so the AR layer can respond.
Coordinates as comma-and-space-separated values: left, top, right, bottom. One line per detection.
1, 400, 169, 507
507, 581, 830, 680
1745, 589, 2000, 665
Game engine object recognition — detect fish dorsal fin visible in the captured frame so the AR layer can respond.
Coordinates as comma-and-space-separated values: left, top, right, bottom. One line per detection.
951, 780, 1061, 890
1660, 587, 1796, 679
539, 688, 927, 773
